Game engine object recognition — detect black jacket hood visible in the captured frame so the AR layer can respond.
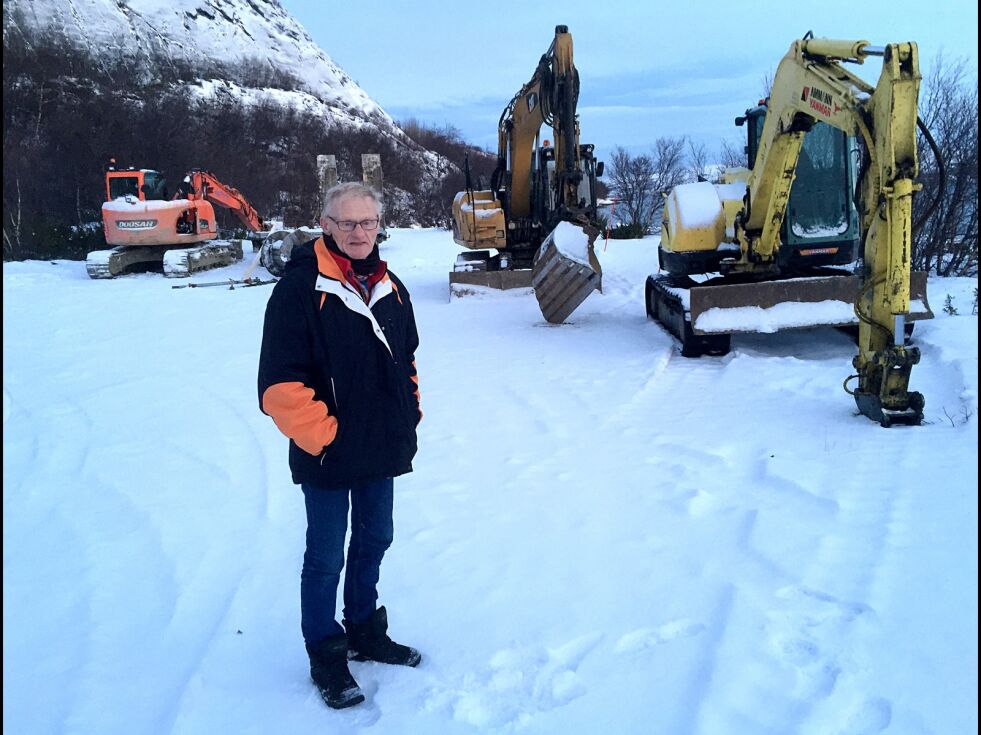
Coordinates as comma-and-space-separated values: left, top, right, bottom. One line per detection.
285, 240, 318, 274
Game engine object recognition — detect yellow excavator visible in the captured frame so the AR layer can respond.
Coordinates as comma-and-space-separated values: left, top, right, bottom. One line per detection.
650, 35, 933, 426
451, 25, 604, 323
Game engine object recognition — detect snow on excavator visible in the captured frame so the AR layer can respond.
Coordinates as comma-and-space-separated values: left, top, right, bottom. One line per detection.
450, 25, 604, 323
87, 164, 269, 278
648, 36, 934, 426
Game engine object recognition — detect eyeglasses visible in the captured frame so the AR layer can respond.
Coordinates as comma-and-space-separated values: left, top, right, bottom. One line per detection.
326, 216, 380, 232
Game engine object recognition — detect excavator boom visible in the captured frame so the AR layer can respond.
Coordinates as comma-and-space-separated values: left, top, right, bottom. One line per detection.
184, 170, 265, 234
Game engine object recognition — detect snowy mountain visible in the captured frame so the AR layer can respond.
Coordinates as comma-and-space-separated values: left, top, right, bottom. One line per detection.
2, 0, 413, 143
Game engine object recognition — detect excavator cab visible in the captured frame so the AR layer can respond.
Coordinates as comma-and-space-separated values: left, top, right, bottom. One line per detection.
105, 169, 168, 202
740, 105, 858, 269
532, 142, 603, 226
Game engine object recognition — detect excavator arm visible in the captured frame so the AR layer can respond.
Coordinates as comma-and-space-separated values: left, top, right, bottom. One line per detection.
494, 26, 582, 224
739, 39, 882, 266
182, 170, 266, 234
738, 38, 924, 424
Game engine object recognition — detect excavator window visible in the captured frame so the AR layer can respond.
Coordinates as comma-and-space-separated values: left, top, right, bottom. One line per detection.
746, 106, 855, 248
108, 176, 140, 201
139, 172, 168, 201
786, 122, 851, 239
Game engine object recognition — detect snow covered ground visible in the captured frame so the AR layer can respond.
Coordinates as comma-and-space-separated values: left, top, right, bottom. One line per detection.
3, 229, 978, 735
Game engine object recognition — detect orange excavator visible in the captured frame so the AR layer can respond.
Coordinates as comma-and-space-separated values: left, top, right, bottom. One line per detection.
87, 164, 268, 278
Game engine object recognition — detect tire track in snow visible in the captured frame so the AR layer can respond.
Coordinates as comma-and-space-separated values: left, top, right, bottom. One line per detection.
690, 435, 903, 732
7, 391, 190, 734
27, 372, 272, 735
784, 439, 913, 735
594, 352, 771, 731
597, 344, 675, 432
146, 383, 282, 734
600, 348, 874, 731
2, 388, 90, 734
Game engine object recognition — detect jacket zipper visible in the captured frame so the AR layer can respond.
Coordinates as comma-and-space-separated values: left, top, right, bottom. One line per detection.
322, 378, 339, 466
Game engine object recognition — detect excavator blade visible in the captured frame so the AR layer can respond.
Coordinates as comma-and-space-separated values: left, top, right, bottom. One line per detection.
688, 270, 932, 335
532, 221, 602, 323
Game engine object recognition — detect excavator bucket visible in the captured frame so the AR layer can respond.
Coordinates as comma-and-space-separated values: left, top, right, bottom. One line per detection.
688, 270, 933, 335
532, 221, 603, 323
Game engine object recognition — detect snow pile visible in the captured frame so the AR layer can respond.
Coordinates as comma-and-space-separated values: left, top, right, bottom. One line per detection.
791, 221, 851, 237
670, 181, 724, 229
547, 220, 593, 266
3, 230, 977, 734
695, 299, 858, 333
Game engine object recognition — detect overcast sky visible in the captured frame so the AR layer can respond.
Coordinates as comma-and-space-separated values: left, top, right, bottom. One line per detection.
280, 0, 978, 162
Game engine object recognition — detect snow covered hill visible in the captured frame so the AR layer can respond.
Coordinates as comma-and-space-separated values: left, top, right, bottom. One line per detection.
3, 233, 978, 734
3, 0, 411, 142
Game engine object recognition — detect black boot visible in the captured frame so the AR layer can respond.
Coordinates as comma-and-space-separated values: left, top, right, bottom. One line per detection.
306, 634, 365, 709
344, 606, 422, 667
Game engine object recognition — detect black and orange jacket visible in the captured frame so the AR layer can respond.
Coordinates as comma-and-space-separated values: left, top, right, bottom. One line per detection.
258, 236, 420, 489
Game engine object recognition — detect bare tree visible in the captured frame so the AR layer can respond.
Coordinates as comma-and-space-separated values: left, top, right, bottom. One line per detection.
913, 54, 978, 276
411, 151, 453, 227
606, 147, 656, 237
607, 137, 688, 237
718, 137, 747, 170
686, 137, 710, 181
649, 137, 688, 232
3, 177, 22, 256
760, 71, 773, 99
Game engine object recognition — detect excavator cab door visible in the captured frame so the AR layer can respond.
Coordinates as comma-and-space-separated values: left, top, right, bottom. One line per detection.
531, 146, 557, 225
745, 105, 858, 268
106, 173, 142, 202
139, 171, 168, 201
577, 145, 600, 213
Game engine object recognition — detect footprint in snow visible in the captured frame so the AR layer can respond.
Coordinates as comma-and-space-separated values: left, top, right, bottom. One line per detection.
764, 585, 871, 702
614, 619, 705, 654
836, 695, 892, 734
426, 632, 603, 729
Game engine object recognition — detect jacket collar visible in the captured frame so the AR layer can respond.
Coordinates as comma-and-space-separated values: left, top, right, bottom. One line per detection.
314, 237, 387, 294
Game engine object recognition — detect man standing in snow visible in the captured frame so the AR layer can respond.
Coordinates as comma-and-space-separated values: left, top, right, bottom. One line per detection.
258, 182, 422, 709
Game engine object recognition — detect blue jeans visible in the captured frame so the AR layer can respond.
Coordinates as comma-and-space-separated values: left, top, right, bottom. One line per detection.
300, 478, 394, 644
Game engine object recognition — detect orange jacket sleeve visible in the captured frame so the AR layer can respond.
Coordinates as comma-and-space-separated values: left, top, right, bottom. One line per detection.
262, 382, 338, 455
